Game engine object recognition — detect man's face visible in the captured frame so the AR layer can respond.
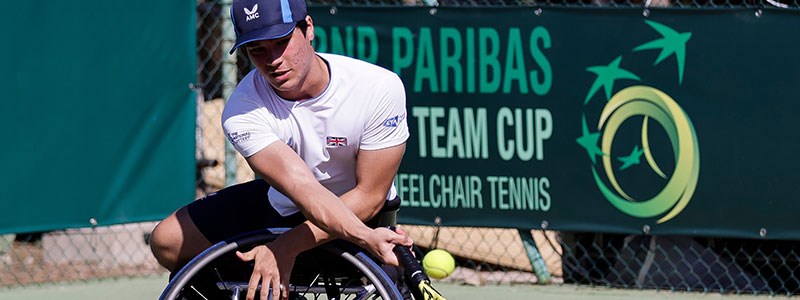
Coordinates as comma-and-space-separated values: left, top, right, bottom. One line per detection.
245, 18, 316, 98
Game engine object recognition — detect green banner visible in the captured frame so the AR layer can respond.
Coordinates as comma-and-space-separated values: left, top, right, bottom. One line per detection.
311, 7, 800, 239
0, 2, 196, 234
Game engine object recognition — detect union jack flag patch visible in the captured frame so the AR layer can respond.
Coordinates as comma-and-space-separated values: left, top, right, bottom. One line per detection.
326, 136, 348, 147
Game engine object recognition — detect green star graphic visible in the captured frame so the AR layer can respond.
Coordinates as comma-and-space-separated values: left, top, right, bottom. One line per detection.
584, 56, 641, 105
617, 145, 645, 171
576, 115, 604, 164
633, 20, 692, 85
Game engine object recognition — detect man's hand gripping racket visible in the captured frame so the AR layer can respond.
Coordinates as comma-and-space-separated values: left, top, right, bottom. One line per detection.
389, 227, 447, 300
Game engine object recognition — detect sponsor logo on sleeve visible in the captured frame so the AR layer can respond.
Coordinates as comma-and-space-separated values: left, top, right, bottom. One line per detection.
382, 114, 406, 127
227, 131, 252, 144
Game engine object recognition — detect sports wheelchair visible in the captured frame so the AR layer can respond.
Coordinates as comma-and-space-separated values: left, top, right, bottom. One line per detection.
159, 197, 411, 300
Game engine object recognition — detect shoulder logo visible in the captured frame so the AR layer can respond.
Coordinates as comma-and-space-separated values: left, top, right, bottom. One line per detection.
382, 114, 405, 127
244, 4, 259, 21
227, 131, 251, 144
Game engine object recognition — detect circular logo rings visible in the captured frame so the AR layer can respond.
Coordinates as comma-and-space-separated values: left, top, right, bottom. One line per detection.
592, 85, 699, 224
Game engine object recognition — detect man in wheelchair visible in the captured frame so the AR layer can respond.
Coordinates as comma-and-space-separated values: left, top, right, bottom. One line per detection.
149, 0, 413, 299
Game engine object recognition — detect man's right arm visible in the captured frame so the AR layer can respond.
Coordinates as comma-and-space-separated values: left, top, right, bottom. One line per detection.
244, 141, 409, 259
265, 143, 407, 258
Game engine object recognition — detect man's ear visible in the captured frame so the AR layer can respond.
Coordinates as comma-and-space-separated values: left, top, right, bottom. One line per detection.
304, 15, 315, 43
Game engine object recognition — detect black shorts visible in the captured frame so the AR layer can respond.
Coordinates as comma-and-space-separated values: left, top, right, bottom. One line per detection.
186, 180, 307, 244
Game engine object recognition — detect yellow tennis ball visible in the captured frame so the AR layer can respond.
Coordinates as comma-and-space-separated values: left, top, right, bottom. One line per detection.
422, 249, 455, 279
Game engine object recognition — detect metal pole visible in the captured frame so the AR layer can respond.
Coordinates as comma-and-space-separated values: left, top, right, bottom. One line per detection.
517, 228, 552, 284
221, 0, 238, 187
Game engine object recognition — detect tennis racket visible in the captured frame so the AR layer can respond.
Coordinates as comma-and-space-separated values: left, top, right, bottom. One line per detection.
390, 227, 447, 300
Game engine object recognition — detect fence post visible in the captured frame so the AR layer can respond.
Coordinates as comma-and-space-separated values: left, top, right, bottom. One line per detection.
517, 228, 551, 284
221, 0, 238, 187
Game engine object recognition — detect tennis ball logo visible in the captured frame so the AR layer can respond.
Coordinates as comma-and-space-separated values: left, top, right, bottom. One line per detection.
422, 249, 455, 280
576, 21, 699, 224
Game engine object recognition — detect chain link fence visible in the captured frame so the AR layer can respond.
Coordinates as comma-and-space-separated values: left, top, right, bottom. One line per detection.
193, 0, 800, 296
561, 233, 800, 295
2, 0, 798, 297
1, 223, 161, 287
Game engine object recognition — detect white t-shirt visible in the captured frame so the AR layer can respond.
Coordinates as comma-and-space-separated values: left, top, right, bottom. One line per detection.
222, 53, 409, 216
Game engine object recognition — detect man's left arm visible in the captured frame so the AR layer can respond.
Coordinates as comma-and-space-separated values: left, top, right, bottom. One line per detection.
341, 142, 407, 220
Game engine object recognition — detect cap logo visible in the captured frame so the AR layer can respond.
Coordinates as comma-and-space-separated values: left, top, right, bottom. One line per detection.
244, 4, 259, 21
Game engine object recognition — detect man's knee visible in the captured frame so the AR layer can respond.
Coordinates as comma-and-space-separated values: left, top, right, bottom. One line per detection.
150, 212, 183, 272
149, 207, 211, 272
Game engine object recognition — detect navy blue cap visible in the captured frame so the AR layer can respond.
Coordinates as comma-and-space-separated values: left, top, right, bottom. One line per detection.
229, 0, 307, 54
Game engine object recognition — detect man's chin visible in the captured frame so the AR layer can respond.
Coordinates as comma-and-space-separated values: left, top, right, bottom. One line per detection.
266, 78, 292, 90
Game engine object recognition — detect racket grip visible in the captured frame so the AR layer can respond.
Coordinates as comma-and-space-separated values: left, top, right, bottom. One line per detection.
388, 226, 430, 284
394, 245, 430, 283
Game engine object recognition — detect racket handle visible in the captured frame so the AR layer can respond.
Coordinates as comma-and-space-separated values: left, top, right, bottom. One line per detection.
394, 245, 430, 283
388, 226, 430, 284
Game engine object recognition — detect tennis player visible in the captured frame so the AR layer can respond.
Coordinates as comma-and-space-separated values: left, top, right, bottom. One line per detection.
149, 0, 412, 299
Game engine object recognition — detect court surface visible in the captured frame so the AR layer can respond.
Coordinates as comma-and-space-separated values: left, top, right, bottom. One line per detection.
0, 275, 775, 300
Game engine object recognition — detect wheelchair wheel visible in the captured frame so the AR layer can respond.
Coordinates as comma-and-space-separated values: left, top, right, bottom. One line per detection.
159, 229, 404, 300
